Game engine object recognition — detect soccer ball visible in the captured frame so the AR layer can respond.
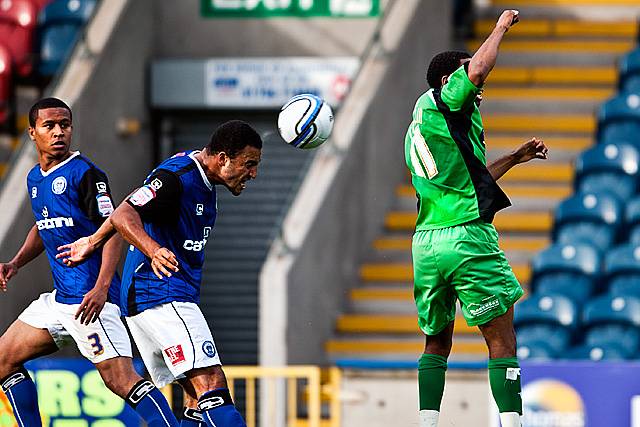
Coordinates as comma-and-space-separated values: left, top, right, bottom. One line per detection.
277, 94, 334, 149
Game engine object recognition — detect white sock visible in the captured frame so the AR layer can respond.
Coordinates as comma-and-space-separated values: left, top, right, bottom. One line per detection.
499, 412, 522, 427
419, 409, 439, 427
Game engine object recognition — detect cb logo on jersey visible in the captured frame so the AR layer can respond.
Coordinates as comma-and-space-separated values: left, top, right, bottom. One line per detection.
183, 227, 212, 252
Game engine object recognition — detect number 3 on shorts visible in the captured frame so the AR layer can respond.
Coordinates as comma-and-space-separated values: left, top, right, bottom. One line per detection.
88, 333, 104, 356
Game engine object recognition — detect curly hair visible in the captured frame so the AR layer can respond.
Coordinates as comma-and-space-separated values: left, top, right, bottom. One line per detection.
426, 51, 472, 89
206, 120, 262, 158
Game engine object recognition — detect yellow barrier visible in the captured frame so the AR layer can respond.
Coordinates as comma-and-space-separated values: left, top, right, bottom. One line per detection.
224, 366, 341, 427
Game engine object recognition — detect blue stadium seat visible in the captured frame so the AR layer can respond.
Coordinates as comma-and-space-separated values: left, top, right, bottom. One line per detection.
514, 294, 578, 353
597, 93, 640, 144
619, 48, 640, 94
625, 196, 640, 245
564, 342, 631, 361
582, 295, 640, 355
530, 243, 601, 303
553, 192, 623, 251
604, 244, 640, 298
517, 340, 556, 361
37, 0, 97, 78
574, 142, 640, 199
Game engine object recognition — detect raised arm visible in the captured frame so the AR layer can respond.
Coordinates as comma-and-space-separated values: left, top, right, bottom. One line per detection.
467, 10, 519, 87
0, 225, 44, 291
488, 137, 548, 181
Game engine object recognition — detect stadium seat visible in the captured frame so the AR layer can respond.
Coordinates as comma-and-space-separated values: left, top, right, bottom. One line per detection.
514, 294, 578, 353
553, 192, 623, 251
574, 142, 640, 200
564, 342, 631, 361
619, 48, 640, 94
626, 196, 640, 245
597, 93, 640, 144
604, 244, 640, 298
582, 294, 640, 355
37, 0, 96, 78
516, 340, 557, 361
0, 0, 38, 78
0, 44, 12, 127
530, 243, 601, 303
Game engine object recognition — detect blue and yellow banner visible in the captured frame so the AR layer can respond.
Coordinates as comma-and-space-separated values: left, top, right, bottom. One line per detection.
0, 358, 144, 427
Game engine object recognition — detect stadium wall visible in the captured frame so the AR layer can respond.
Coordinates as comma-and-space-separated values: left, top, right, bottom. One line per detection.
267, 0, 452, 365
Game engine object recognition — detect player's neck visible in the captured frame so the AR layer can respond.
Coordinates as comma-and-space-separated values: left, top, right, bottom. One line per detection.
193, 149, 219, 185
38, 150, 72, 172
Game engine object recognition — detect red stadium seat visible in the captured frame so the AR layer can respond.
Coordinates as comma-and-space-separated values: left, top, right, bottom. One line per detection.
0, 0, 37, 78
31, 0, 53, 12
0, 44, 12, 126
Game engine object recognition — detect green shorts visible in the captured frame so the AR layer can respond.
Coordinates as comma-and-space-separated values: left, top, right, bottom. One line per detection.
412, 219, 523, 335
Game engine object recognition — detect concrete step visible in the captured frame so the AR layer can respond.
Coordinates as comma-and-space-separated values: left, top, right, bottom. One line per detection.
475, 19, 638, 38
326, 337, 488, 361
336, 314, 479, 335
467, 39, 634, 54
395, 183, 571, 212
359, 261, 531, 284
480, 1, 640, 21
488, 66, 616, 86
493, 51, 623, 67
480, 87, 610, 114
373, 234, 549, 251
484, 113, 595, 134
397, 183, 571, 200
384, 210, 552, 234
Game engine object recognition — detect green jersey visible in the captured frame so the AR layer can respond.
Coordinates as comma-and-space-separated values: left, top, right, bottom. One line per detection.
404, 64, 510, 231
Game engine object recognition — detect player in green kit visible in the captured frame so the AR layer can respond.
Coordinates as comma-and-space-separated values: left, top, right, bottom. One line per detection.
405, 10, 548, 427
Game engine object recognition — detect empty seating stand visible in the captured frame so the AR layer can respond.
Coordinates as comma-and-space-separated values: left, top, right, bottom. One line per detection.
530, 243, 602, 304
0, 45, 12, 128
37, 0, 96, 79
574, 142, 640, 200
0, 0, 38, 78
553, 192, 623, 252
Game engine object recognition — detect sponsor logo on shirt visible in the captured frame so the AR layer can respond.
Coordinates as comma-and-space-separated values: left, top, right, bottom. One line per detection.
183, 227, 212, 252
96, 194, 114, 217
164, 344, 186, 366
96, 181, 107, 193
37, 206, 74, 230
52, 176, 67, 195
31, 187, 37, 198
202, 341, 216, 358
129, 186, 156, 206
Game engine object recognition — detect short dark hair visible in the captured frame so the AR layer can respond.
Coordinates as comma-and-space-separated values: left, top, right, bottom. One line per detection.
206, 120, 262, 158
29, 97, 72, 127
426, 51, 472, 89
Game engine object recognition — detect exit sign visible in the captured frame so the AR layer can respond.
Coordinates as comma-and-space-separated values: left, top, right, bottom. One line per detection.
201, 0, 380, 18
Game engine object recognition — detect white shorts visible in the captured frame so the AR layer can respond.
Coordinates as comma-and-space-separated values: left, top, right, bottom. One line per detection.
126, 302, 222, 388
18, 291, 133, 363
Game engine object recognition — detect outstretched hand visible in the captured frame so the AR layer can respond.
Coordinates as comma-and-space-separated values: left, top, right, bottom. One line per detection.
57, 236, 96, 267
513, 137, 548, 164
0, 263, 17, 292
151, 247, 179, 279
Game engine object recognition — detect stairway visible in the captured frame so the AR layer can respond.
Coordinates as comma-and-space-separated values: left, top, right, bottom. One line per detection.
326, 0, 640, 363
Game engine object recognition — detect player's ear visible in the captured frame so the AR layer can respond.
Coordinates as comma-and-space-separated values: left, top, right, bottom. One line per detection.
28, 126, 36, 141
441, 75, 449, 87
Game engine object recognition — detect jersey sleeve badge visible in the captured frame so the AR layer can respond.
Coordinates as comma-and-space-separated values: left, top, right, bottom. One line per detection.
129, 185, 156, 206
